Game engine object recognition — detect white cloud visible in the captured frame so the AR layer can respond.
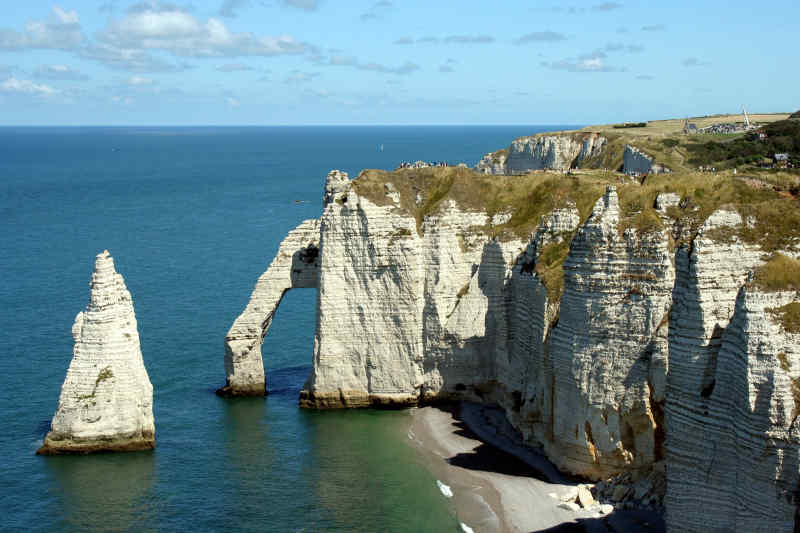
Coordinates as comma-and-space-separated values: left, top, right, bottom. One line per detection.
80, 43, 187, 72
592, 2, 623, 11
285, 70, 319, 83
219, 0, 249, 18
316, 54, 419, 75
1, 77, 57, 95
513, 31, 567, 44
98, 7, 311, 58
0, 5, 85, 51
33, 64, 89, 81
542, 51, 623, 72
283, 0, 319, 11
358, 61, 419, 74
439, 58, 456, 73
682, 57, 709, 67
443, 35, 494, 44
128, 75, 153, 85
52, 6, 80, 24
360, 1, 392, 22
226, 96, 240, 107
111, 95, 134, 105
216, 63, 253, 71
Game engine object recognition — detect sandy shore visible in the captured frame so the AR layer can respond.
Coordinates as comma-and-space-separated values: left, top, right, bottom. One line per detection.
408, 403, 664, 533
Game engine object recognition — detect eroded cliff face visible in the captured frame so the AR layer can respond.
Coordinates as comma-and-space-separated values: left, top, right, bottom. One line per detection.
529, 187, 674, 479
475, 150, 507, 175
300, 171, 426, 407
298, 170, 526, 408
622, 145, 671, 175
38, 251, 154, 454
666, 285, 800, 532
225, 165, 800, 531
475, 133, 606, 174
220, 219, 320, 396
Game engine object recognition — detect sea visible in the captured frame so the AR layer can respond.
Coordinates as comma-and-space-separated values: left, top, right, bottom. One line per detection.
0, 125, 572, 532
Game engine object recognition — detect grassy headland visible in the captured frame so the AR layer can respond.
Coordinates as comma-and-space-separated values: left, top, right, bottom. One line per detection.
350, 113, 799, 299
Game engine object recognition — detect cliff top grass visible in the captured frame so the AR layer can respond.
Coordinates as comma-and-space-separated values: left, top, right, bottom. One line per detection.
350, 165, 800, 308
352, 165, 799, 247
750, 254, 800, 291
578, 113, 790, 138
770, 303, 800, 335
352, 166, 608, 240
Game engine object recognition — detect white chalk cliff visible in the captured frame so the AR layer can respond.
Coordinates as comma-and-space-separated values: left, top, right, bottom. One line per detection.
476, 133, 607, 174
622, 145, 671, 175
225, 166, 800, 532
220, 219, 320, 396
38, 251, 154, 454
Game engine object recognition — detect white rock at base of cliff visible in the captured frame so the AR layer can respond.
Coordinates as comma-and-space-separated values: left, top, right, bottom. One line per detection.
38, 251, 154, 454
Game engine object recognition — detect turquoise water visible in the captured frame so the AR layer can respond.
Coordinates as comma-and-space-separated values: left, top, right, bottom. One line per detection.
0, 125, 570, 532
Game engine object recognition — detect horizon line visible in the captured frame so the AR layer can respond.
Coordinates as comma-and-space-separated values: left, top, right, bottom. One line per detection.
0, 123, 583, 128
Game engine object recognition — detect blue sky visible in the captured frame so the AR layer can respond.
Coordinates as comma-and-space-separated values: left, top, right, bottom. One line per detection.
0, 0, 797, 125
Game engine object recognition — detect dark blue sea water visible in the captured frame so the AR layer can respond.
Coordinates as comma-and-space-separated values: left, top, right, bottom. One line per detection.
0, 125, 572, 532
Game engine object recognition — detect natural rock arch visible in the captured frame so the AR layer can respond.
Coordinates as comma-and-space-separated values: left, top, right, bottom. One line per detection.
218, 219, 321, 396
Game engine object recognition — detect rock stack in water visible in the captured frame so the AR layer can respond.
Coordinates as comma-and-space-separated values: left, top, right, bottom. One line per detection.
37, 251, 154, 454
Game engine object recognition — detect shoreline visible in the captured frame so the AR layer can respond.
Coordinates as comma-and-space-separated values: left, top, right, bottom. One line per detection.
408, 402, 664, 533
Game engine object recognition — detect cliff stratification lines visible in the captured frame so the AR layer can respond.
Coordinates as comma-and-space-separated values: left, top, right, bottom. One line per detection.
220, 218, 320, 396
225, 137, 800, 531
38, 251, 154, 455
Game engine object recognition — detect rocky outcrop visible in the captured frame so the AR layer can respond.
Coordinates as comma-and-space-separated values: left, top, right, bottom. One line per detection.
663, 209, 768, 528
475, 150, 507, 175
507, 134, 606, 174
520, 187, 674, 478
475, 133, 606, 174
300, 171, 425, 407
227, 165, 800, 530
622, 145, 671, 175
220, 218, 320, 396
38, 251, 154, 454
297, 170, 526, 408
664, 285, 800, 532
664, 210, 799, 532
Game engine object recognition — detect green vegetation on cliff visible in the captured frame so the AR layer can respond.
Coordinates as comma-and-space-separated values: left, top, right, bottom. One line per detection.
751, 254, 800, 291
350, 117, 799, 305
770, 303, 800, 334
352, 166, 608, 239
685, 120, 800, 168
352, 165, 799, 255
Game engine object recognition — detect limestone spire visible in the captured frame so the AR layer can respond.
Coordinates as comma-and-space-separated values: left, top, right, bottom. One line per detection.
37, 251, 155, 454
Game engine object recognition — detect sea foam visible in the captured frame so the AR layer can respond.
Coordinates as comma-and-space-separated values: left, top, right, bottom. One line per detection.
436, 480, 453, 498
